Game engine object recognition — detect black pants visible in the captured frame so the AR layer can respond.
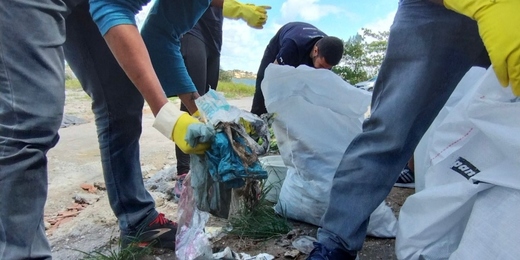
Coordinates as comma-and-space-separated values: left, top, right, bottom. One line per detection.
251, 34, 278, 116
175, 33, 220, 175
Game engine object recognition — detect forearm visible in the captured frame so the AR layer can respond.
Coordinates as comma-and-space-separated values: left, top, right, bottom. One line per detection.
103, 24, 168, 116
178, 92, 200, 114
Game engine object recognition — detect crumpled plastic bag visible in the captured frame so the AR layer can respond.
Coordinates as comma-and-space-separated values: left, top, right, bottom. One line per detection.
175, 173, 213, 260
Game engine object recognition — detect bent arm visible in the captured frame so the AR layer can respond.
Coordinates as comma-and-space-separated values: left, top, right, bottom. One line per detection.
103, 24, 167, 116
89, 0, 167, 115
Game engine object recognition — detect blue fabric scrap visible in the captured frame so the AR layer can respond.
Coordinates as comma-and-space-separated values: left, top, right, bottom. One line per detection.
206, 131, 267, 188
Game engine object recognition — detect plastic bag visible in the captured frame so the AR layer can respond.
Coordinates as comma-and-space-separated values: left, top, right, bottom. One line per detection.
191, 154, 233, 219
262, 64, 397, 238
175, 173, 213, 260
413, 67, 486, 192
396, 67, 520, 259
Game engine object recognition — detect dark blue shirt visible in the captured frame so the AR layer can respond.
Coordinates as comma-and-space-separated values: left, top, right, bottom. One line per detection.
273, 22, 327, 67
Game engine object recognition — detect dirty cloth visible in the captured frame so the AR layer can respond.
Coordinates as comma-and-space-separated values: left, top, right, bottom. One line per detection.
205, 122, 267, 188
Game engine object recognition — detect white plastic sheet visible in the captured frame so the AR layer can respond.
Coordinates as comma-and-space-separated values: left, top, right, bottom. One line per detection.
262, 64, 398, 238
396, 67, 520, 259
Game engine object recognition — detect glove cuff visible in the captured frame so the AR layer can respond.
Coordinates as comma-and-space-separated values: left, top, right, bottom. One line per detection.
153, 102, 186, 140
223, 0, 245, 19
444, 0, 493, 19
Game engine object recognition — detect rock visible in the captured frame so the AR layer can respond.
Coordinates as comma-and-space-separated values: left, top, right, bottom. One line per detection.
93, 182, 106, 190
284, 249, 300, 258
150, 192, 165, 207
80, 183, 94, 191
73, 193, 100, 205
291, 235, 317, 254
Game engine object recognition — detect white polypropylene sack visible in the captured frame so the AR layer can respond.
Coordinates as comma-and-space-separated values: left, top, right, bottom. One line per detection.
396, 67, 520, 259
413, 67, 486, 192
262, 64, 397, 238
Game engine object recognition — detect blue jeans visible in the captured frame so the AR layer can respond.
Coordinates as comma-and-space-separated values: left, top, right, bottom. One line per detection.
317, 0, 490, 254
0, 1, 157, 258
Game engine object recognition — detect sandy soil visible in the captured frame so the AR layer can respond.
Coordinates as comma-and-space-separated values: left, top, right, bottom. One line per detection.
45, 89, 414, 259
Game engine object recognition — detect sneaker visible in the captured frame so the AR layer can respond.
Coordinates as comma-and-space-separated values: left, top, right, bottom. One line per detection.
173, 173, 187, 202
394, 165, 415, 188
307, 242, 357, 260
121, 213, 177, 250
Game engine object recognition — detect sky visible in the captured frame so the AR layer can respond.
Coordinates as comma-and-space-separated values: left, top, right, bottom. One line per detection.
137, 0, 398, 73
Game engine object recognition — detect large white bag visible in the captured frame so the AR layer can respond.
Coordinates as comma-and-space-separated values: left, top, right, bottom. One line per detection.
262, 64, 398, 238
396, 67, 520, 259
413, 67, 486, 192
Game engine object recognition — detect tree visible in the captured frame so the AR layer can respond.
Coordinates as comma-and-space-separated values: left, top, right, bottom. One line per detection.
332, 28, 389, 84
332, 34, 368, 84
219, 68, 233, 82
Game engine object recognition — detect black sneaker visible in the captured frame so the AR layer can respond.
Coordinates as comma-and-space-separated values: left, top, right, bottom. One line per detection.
394, 165, 415, 188
121, 213, 177, 250
307, 242, 357, 260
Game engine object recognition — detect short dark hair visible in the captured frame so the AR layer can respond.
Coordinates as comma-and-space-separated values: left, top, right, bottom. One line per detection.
316, 36, 344, 66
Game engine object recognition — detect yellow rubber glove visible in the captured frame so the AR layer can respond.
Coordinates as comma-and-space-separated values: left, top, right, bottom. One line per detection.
153, 103, 212, 154
223, 0, 271, 29
444, 0, 520, 95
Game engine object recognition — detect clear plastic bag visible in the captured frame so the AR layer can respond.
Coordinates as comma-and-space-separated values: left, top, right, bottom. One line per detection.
175, 173, 213, 260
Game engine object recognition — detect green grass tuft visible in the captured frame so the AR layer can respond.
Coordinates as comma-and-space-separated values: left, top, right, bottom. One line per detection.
65, 78, 254, 99
65, 78, 82, 90
229, 182, 292, 240
216, 81, 255, 99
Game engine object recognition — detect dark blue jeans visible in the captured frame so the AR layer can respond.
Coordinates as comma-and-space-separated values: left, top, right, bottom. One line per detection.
317, 0, 490, 254
0, 1, 157, 258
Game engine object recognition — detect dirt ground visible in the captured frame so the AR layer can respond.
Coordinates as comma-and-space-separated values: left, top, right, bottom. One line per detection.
45, 89, 414, 259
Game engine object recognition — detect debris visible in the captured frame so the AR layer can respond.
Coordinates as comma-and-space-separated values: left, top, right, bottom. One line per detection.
283, 250, 300, 259
61, 114, 87, 128
93, 181, 106, 190
79, 183, 94, 191
291, 236, 317, 254
73, 193, 100, 205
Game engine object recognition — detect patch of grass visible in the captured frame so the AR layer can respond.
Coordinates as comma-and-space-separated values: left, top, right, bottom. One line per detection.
79, 247, 152, 260
64, 79, 255, 99
217, 81, 255, 99
77, 238, 155, 260
65, 78, 82, 90
229, 183, 292, 240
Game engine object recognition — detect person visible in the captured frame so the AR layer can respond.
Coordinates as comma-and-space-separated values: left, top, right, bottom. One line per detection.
0, 0, 214, 258
394, 157, 415, 188
250, 22, 344, 116
173, 0, 270, 199
139, 0, 269, 117
306, 0, 520, 259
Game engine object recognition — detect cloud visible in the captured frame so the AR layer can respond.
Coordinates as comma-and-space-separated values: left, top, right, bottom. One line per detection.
280, 0, 347, 22
220, 20, 278, 72
135, 0, 155, 30
361, 10, 396, 33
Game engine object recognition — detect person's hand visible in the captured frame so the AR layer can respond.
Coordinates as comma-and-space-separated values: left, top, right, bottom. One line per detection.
444, 0, 520, 95
153, 103, 214, 154
223, 0, 271, 29
184, 121, 215, 148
